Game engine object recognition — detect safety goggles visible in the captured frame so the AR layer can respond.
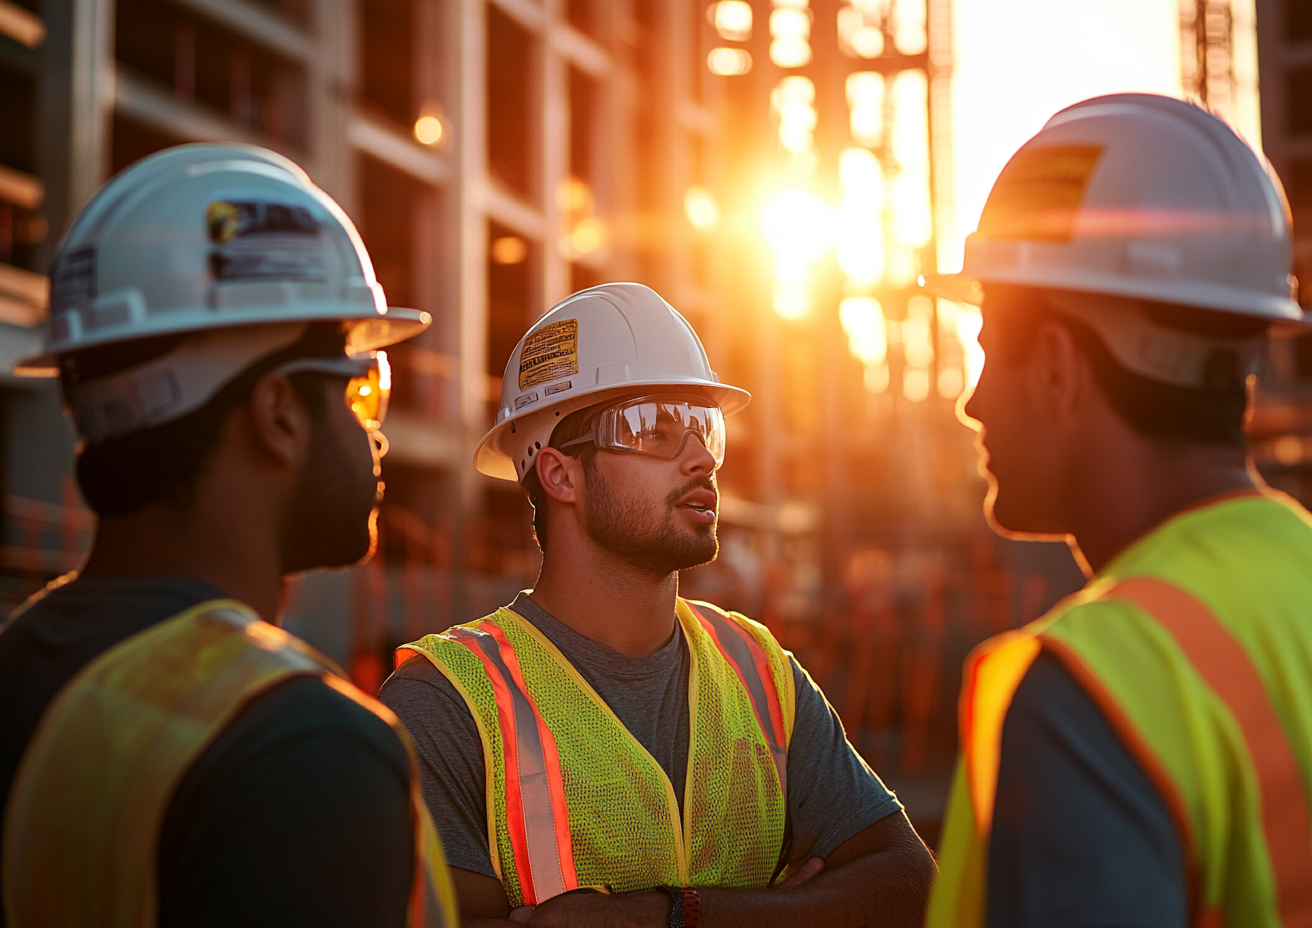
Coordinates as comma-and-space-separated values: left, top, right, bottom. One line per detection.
279, 350, 391, 432
559, 395, 726, 466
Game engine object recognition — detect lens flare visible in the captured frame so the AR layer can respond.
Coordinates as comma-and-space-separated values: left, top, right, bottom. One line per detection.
708, 47, 752, 75
685, 187, 721, 231
840, 296, 888, 366
711, 0, 753, 41
846, 72, 885, 148
414, 115, 443, 146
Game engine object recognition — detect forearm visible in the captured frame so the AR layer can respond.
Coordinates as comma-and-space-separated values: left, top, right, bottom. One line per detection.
699, 842, 934, 928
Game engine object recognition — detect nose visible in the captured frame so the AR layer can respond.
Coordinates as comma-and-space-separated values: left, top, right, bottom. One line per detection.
958, 374, 984, 431
959, 387, 979, 428
679, 431, 718, 474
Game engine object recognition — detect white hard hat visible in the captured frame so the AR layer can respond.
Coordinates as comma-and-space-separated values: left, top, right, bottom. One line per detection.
17, 142, 428, 375
927, 94, 1301, 323
16, 143, 429, 442
474, 282, 749, 482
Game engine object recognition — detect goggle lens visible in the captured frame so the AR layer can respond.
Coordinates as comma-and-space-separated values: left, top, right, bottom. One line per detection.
347, 351, 390, 430
609, 398, 725, 465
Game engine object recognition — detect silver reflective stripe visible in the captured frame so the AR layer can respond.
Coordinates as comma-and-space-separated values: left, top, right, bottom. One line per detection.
454, 627, 570, 903
689, 604, 788, 798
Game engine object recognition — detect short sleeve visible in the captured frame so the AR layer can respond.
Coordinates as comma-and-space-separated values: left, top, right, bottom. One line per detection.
158, 675, 416, 928
380, 657, 500, 879
986, 651, 1187, 928
784, 654, 903, 862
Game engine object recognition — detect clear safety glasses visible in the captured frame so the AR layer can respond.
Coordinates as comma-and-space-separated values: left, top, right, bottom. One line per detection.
559, 395, 726, 466
278, 350, 392, 432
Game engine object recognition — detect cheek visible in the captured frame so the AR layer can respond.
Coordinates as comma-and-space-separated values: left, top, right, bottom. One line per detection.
332, 412, 378, 484
596, 457, 676, 507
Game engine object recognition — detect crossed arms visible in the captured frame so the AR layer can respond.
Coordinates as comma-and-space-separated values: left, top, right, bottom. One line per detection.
454, 809, 935, 928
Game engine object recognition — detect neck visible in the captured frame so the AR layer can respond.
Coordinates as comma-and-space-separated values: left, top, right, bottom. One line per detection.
1066, 441, 1257, 576
79, 503, 286, 623
530, 544, 680, 658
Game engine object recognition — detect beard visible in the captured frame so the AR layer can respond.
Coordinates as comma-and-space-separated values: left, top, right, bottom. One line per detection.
282, 417, 382, 574
582, 464, 719, 574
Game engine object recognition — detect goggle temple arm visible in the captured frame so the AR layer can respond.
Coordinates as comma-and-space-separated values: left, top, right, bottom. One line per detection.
276, 354, 389, 434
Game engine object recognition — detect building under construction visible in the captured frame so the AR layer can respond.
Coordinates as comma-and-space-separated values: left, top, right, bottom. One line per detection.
9, 0, 1307, 840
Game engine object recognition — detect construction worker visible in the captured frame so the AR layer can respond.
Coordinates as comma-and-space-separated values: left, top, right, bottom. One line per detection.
0, 144, 457, 927
382, 282, 935, 928
924, 93, 1312, 927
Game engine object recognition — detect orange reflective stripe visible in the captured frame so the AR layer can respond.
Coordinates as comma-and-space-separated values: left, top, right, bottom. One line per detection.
1107, 577, 1312, 928
482, 623, 577, 897
688, 603, 788, 797
448, 625, 575, 905
959, 631, 1041, 833
447, 627, 534, 899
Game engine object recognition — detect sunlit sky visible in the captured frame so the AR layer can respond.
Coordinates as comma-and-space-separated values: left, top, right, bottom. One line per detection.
946, 0, 1190, 272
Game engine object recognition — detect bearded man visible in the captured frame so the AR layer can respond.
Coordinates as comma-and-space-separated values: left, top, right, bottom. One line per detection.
381, 283, 933, 928
0, 144, 454, 926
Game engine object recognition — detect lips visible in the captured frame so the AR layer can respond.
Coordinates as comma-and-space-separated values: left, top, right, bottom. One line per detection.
675, 487, 718, 517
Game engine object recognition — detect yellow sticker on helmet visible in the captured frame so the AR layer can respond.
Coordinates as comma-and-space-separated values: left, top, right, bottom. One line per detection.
519, 318, 579, 390
977, 145, 1105, 243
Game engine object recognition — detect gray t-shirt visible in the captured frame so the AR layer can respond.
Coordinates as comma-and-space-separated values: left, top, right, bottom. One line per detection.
381, 592, 901, 879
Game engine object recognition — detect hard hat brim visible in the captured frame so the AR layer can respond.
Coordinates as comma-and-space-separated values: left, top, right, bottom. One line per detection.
13, 306, 432, 377
473, 378, 751, 481
921, 273, 983, 306
924, 269, 1305, 323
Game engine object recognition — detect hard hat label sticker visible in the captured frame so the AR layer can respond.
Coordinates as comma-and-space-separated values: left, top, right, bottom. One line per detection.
51, 247, 97, 312
206, 199, 327, 283
544, 380, 572, 395
518, 318, 579, 389
978, 145, 1105, 243
515, 392, 540, 409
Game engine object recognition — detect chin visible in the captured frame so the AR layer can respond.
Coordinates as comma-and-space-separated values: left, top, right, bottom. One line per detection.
682, 538, 720, 571
283, 508, 378, 574
658, 526, 719, 573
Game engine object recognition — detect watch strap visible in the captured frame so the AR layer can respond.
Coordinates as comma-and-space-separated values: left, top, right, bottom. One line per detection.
660, 886, 701, 928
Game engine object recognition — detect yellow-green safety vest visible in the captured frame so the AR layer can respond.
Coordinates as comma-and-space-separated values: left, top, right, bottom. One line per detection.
929, 491, 1312, 928
3, 598, 459, 928
397, 597, 796, 908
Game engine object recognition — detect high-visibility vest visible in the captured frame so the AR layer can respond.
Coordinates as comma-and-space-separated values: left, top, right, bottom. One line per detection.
928, 492, 1312, 928
397, 597, 796, 908
2, 599, 459, 928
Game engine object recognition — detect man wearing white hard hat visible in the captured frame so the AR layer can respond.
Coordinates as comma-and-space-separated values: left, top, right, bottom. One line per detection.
383, 282, 935, 927
0, 144, 456, 927
924, 94, 1312, 927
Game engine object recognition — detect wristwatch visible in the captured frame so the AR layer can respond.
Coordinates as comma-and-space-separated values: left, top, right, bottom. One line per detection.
660, 886, 701, 928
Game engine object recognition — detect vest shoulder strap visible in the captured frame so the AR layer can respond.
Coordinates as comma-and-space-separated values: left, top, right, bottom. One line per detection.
398, 612, 578, 906
3, 600, 327, 928
1093, 576, 1312, 928
679, 599, 795, 799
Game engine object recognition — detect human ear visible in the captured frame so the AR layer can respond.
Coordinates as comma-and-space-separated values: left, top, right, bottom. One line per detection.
245, 371, 313, 469
534, 447, 580, 505
1029, 319, 1084, 422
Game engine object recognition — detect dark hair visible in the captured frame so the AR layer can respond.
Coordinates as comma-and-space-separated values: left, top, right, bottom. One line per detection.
68, 324, 343, 517
986, 286, 1265, 448
522, 404, 600, 551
